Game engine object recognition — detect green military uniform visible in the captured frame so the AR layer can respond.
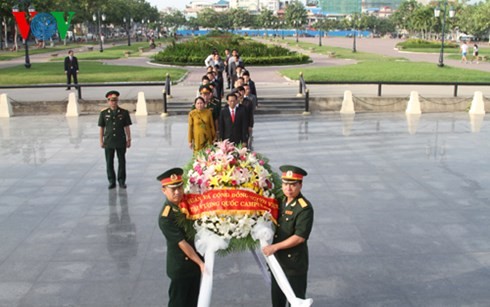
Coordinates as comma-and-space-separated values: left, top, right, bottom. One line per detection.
209, 97, 222, 120
158, 200, 201, 307
271, 165, 314, 307
157, 168, 202, 307
98, 106, 132, 186
191, 97, 221, 121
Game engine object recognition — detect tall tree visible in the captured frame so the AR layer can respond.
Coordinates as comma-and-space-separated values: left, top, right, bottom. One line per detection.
284, 0, 307, 28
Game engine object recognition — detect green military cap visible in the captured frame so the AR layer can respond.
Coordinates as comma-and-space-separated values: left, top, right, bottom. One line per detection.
157, 168, 184, 188
199, 84, 212, 94
279, 165, 307, 183
105, 90, 120, 100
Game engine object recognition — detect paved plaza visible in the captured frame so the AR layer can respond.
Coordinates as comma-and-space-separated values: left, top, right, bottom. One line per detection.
1, 112, 490, 306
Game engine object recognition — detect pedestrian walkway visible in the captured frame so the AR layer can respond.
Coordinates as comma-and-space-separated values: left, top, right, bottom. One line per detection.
1, 112, 490, 306
0, 38, 488, 104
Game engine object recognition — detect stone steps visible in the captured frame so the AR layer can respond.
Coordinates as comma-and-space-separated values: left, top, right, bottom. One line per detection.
165, 97, 306, 115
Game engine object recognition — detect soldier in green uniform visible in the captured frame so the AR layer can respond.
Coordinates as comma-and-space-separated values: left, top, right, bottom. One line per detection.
262, 165, 314, 307
98, 91, 132, 189
199, 84, 221, 133
157, 168, 204, 307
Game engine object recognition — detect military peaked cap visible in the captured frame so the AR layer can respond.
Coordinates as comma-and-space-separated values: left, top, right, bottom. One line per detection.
157, 168, 184, 188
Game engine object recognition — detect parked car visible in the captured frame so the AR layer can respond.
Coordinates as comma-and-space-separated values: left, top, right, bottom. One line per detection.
458, 35, 474, 42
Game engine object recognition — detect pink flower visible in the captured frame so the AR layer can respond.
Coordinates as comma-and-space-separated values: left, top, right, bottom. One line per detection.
259, 160, 265, 166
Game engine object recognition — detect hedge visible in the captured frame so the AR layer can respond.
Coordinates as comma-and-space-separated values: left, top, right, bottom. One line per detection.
153, 34, 310, 66
396, 38, 459, 50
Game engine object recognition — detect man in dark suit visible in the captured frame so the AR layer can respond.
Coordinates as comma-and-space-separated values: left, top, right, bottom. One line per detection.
218, 93, 248, 146
64, 50, 79, 90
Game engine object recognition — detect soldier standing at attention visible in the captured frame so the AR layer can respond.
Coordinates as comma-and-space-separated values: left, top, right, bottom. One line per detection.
262, 165, 314, 307
98, 90, 132, 189
157, 168, 204, 307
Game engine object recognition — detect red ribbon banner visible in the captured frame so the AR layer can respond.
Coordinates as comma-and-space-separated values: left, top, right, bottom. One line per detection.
180, 189, 279, 222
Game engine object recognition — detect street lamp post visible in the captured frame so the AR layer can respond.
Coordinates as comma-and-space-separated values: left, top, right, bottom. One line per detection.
280, 21, 284, 39
346, 15, 357, 53
353, 27, 357, 53
13, 4, 36, 68
123, 17, 132, 46
93, 11, 106, 52
141, 19, 146, 40
293, 20, 301, 43
434, 2, 455, 67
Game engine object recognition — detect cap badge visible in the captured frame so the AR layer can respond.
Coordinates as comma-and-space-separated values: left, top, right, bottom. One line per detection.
286, 170, 293, 178
170, 174, 177, 181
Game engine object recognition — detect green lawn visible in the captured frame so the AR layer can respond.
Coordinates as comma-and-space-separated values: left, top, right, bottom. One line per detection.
282, 61, 490, 82
0, 61, 186, 85
0, 40, 170, 61
277, 39, 490, 82
0, 45, 74, 61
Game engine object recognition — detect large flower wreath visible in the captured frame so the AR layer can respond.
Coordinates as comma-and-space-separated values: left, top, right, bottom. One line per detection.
179, 140, 283, 254
178, 140, 313, 307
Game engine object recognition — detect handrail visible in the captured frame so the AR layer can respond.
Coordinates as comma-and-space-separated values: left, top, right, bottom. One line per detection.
0, 81, 169, 100
301, 80, 490, 97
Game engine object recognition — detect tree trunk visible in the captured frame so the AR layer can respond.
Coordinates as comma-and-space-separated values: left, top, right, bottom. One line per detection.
14, 26, 18, 51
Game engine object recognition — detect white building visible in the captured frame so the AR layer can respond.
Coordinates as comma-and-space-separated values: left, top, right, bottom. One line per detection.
228, 0, 280, 13
184, 0, 231, 18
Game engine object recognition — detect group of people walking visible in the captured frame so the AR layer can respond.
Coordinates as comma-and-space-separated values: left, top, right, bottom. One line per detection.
460, 41, 480, 64
188, 48, 258, 152
95, 49, 314, 306
161, 49, 313, 307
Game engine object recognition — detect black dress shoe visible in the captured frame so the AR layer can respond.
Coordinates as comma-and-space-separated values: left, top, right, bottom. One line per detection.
119, 181, 127, 189
108, 183, 116, 189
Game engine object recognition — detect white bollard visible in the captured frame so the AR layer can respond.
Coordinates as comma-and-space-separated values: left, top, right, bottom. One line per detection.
405, 91, 421, 115
468, 91, 485, 115
135, 91, 148, 116
340, 90, 355, 114
0, 93, 13, 118
65, 92, 80, 117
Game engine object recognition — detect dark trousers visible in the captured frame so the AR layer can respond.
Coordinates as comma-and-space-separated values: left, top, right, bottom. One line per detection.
67, 70, 78, 89
168, 275, 201, 307
271, 273, 307, 307
105, 147, 126, 184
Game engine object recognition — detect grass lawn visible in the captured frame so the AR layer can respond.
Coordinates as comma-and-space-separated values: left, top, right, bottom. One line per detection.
277, 39, 490, 82
0, 40, 170, 61
282, 61, 490, 82
0, 45, 74, 61
0, 61, 186, 85
395, 45, 488, 63
279, 38, 400, 61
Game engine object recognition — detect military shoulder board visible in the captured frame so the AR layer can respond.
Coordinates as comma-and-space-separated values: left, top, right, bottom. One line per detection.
162, 206, 171, 217
298, 198, 308, 208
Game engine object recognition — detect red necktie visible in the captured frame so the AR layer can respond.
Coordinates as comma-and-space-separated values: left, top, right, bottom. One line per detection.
231, 109, 235, 123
